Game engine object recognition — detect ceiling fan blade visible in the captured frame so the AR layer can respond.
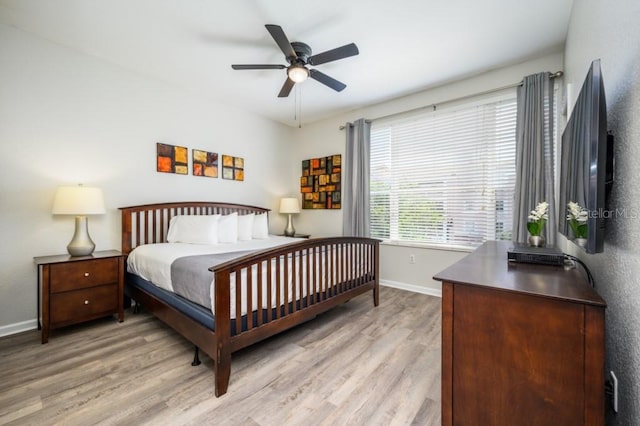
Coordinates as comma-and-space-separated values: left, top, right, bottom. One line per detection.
309, 69, 346, 92
265, 24, 297, 59
231, 64, 286, 70
308, 43, 359, 66
278, 78, 296, 98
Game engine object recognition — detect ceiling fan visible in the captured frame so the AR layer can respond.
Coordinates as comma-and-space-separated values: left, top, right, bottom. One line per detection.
231, 24, 359, 98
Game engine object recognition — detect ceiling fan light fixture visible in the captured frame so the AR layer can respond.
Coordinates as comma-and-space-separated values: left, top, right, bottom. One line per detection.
287, 65, 309, 83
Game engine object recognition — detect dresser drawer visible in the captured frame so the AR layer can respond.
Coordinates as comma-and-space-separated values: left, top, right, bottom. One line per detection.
50, 258, 118, 293
50, 284, 118, 326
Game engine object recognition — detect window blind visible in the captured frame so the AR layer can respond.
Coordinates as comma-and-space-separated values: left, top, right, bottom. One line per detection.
370, 93, 517, 249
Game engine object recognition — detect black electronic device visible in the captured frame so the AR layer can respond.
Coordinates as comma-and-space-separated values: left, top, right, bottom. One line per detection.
558, 59, 613, 254
507, 243, 565, 266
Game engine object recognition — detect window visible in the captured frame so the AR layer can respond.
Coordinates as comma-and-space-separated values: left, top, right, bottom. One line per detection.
370, 92, 517, 249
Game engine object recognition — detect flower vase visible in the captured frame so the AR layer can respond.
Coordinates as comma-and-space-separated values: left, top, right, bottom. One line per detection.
528, 235, 546, 247
575, 237, 587, 248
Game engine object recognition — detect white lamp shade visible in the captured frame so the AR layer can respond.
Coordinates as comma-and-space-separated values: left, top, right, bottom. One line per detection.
279, 197, 300, 214
52, 186, 106, 215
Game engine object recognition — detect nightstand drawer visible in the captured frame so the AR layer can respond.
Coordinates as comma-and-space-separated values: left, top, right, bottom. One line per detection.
50, 258, 118, 293
50, 284, 118, 326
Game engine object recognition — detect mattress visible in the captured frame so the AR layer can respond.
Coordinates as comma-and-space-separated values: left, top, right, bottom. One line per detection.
127, 236, 301, 292
126, 272, 315, 333
127, 236, 307, 318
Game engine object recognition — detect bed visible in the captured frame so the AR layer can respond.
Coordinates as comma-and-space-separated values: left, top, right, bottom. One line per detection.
120, 201, 380, 397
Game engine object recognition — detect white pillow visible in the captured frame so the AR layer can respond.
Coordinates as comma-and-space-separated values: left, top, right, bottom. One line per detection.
252, 213, 269, 239
218, 213, 239, 243
237, 213, 255, 241
166, 215, 219, 244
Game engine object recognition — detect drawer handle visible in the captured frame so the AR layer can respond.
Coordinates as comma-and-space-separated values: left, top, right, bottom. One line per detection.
84, 272, 90, 277
84, 300, 89, 305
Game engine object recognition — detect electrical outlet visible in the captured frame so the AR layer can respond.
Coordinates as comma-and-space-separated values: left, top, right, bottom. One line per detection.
409, 254, 416, 264
610, 371, 619, 413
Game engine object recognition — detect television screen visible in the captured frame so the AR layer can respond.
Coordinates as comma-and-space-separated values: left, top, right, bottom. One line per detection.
558, 59, 612, 254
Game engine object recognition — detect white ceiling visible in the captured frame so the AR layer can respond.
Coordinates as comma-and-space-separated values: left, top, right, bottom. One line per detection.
0, 0, 573, 127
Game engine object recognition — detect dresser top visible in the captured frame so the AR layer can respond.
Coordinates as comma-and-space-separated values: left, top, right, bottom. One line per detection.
433, 241, 606, 307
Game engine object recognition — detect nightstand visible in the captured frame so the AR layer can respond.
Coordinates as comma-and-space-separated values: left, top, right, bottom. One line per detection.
34, 250, 125, 343
279, 233, 311, 238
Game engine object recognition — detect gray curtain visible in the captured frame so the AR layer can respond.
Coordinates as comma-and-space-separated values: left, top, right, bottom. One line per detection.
342, 118, 371, 237
512, 72, 556, 244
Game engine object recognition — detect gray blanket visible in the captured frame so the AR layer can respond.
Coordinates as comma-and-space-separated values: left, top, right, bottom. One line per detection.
171, 250, 254, 309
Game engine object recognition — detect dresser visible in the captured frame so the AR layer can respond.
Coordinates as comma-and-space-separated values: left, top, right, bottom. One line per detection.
35, 250, 125, 343
434, 241, 606, 425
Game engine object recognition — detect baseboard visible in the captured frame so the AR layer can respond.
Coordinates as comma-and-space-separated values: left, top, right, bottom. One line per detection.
0, 319, 38, 338
380, 280, 442, 298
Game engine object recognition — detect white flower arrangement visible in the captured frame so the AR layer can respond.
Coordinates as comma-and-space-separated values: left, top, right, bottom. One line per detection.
527, 201, 549, 237
567, 201, 588, 239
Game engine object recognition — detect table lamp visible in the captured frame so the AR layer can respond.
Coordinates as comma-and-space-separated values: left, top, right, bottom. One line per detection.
52, 185, 106, 256
279, 197, 300, 237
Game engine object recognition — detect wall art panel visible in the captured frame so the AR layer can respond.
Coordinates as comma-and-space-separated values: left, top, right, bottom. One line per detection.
157, 142, 188, 175
301, 154, 341, 209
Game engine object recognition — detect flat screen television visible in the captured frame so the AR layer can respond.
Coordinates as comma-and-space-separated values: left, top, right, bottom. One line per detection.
558, 59, 614, 254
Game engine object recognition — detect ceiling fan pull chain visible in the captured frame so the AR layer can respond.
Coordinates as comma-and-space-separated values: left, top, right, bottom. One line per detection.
298, 87, 303, 128
294, 86, 298, 121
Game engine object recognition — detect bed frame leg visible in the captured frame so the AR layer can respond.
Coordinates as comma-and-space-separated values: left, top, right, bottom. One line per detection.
373, 285, 380, 307
191, 346, 201, 366
214, 346, 231, 397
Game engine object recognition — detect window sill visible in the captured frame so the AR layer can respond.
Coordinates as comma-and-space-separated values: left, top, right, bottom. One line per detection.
380, 240, 475, 253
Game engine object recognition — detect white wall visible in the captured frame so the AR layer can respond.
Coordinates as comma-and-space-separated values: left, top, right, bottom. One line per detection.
0, 24, 297, 333
293, 53, 564, 295
562, 0, 640, 422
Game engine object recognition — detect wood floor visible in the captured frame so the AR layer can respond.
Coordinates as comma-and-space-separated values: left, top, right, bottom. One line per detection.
0, 287, 441, 425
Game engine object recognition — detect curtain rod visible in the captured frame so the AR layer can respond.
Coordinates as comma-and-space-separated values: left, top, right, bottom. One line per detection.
339, 70, 563, 130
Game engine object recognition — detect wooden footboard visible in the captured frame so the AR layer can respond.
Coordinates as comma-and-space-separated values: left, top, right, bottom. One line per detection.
214, 235, 379, 344
120, 202, 379, 397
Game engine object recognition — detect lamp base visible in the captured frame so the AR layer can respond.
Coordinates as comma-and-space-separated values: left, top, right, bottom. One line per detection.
284, 214, 296, 237
67, 216, 96, 256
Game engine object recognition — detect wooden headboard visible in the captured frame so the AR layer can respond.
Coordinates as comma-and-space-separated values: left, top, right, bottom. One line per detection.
119, 201, 270, 254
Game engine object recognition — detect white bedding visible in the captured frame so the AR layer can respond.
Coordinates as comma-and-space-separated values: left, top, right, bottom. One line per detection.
127, 235, 305, 317
127, 235, 302, 292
